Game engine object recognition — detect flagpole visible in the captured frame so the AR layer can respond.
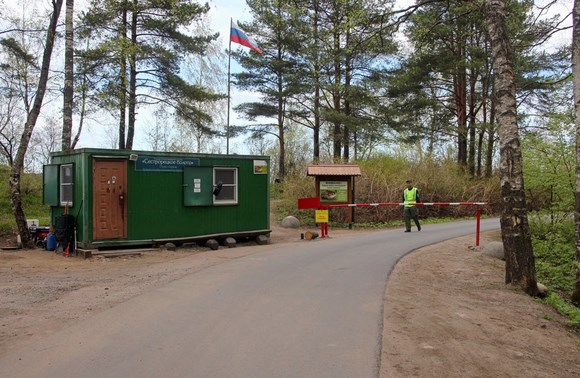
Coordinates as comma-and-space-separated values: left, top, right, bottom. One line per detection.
226, 19, 232, 155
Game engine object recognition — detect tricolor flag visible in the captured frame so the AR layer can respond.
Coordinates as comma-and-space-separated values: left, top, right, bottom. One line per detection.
230, 20, 262, 54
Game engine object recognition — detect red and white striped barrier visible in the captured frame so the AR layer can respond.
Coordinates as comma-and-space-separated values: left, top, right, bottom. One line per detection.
326, 202, 487, 208
298, 197, 488, 246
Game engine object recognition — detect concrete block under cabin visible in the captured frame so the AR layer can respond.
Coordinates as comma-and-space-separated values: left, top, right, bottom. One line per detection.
43, 149, 271, 250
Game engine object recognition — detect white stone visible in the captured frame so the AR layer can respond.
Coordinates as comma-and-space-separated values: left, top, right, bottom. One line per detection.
537, 283, 548, 297
482, 241, 505, 260
281, 216, 300, 228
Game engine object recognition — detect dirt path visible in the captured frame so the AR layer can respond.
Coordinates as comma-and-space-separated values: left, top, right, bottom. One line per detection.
381, 232, 580, 378
1, 226, 579, 376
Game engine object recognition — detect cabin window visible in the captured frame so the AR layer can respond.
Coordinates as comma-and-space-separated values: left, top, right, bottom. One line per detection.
213, 167, 238, 205
59, 164, 74, 206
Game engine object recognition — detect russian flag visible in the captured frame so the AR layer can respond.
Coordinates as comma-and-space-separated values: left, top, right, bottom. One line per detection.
230, 20, 262, 54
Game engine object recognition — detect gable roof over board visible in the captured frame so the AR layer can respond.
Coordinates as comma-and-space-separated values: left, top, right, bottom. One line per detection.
306, 164, 361, 176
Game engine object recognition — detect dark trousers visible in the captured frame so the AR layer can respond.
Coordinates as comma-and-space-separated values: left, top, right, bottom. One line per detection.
404, 206, 420, 231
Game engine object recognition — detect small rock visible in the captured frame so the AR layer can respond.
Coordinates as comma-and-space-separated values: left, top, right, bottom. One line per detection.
205, 239, 219, 250
281, 216, 300, 228
256, 234, 270, 245
222, 237, 237, 248
537, 282, 548, 297
164, 242, 177, 251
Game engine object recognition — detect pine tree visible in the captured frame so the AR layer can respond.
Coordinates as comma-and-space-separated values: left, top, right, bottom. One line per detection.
77, 0, 220, 149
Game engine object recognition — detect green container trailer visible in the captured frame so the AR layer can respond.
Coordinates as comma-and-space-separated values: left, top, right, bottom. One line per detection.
43, 148, 270, 250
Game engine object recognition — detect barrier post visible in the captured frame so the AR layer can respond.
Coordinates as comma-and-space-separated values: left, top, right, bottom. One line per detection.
475, 207, 481, 247
315, 207, 329, 238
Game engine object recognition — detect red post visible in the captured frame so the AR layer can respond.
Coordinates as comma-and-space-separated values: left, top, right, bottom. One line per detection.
475, 207, 481, 247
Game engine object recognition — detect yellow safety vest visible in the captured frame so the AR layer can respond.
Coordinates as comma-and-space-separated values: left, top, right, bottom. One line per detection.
404, 187, 418, 207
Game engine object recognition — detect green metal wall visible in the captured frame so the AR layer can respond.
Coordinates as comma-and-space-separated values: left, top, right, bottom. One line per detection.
48, 151, 89, 246
47, 149, 270, 248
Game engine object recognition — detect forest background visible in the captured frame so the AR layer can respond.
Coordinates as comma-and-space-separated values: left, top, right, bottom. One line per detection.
0, 1, 579, 327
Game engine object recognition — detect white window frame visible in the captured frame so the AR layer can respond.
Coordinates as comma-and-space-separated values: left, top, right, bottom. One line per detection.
213, 167, 238, 205
59, 164, 74, 206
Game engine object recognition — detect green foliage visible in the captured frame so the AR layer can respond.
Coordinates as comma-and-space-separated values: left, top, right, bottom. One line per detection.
522, 113, 575, 215
0, 165, 51, 238
529, 217, 580, 327
530, 218, 577, 291
544, 293, 580, 330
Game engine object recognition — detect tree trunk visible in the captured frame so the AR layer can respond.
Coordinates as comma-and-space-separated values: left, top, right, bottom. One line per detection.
486, 0, 537, 296
313, 83, 321, 162
126, 0, 138, 150
485, 83, 496, 178
342, 25, 351, 162
312, 0, 320, 162
571, 0, 580, 305
10, 0, 64, 247
277, 48, 286, 178
332, 28, 342, 162
455, 40, 468, 169
468, 63, 477, 177
118, 4, 128, 149
62, 0, 74, 151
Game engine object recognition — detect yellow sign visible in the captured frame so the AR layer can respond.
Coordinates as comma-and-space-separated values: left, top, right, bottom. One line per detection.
315, 209, 329, 223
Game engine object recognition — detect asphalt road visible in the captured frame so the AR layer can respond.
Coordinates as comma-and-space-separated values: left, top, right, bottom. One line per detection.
0, 219, 499, 378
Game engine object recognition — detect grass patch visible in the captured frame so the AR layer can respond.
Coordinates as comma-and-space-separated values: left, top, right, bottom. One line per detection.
529, 216, 580, 330
544, 292, 580, 330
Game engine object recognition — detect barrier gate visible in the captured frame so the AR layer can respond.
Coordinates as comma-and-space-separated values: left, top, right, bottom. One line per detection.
298, 197, 488, 246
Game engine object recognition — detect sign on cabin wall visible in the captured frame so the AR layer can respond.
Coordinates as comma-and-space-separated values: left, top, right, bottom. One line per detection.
135, 156, 200, 172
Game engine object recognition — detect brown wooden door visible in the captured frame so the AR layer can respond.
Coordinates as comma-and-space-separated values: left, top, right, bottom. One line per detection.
93, 159, 127, 240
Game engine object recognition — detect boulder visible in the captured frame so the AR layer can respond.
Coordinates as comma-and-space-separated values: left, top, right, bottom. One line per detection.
482, 241, 504, 260
281, 216, 300, 228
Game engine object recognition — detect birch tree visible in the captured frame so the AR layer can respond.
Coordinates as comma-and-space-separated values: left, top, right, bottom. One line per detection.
486, 0, 537, 295
62, 0, 73, 151
7, 0, 64, 247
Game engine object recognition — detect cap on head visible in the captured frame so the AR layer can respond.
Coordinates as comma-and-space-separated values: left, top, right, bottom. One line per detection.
406, 179, 412, 184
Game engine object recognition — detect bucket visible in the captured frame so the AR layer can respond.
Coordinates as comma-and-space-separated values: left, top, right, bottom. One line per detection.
46, 233, 56, 251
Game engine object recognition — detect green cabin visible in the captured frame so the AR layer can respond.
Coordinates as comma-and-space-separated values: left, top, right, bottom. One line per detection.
43, 148, 270, 250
